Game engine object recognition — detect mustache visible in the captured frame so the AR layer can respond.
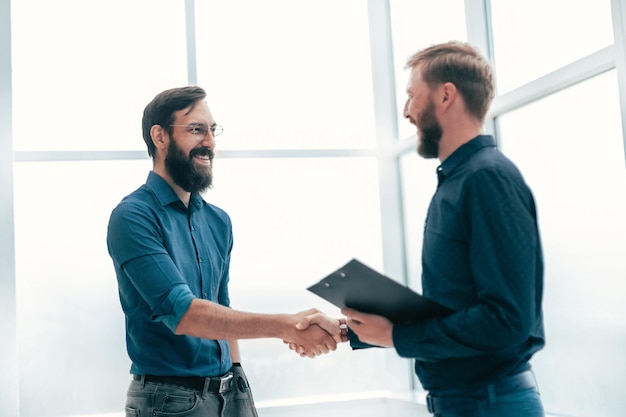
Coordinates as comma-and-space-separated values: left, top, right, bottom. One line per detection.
189, 147, 214, 160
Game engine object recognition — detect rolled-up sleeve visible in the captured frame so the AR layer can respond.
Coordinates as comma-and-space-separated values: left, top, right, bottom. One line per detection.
120, 254, 195, 331
108, 199, 195, 332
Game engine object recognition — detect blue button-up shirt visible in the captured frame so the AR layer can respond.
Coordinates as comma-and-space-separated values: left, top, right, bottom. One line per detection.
393, 135, 545, 391
107, 171, 233, 377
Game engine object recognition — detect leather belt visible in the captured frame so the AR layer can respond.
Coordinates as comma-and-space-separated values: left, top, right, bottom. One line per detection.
133, 372, 233, 393
426, 370, 538, 414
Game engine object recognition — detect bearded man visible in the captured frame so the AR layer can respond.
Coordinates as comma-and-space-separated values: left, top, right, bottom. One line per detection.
106, 86, 336, 417
297, 42, 547, 417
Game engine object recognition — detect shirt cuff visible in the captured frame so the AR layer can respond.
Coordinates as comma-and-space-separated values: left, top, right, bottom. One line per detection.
348, 328, 378, 350
150, 285, 195, 332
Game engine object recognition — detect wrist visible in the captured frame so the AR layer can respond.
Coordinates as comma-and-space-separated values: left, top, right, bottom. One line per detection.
339, 318, 349, 343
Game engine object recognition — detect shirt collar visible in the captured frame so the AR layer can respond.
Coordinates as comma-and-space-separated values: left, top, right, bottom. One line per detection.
146, 171, 205, 209
437, 135, 496, 183
146, 171, 184, 207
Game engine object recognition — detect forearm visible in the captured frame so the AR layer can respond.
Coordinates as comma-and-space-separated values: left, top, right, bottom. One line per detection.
393, 300, 535, 361
175, 298, 291, 340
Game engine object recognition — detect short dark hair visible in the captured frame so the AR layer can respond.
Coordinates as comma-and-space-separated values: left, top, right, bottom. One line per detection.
405, 41, 495, 123
141, 86, 207, 157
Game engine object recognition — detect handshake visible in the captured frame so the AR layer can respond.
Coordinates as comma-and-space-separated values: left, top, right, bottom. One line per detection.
282, 307, 394, 358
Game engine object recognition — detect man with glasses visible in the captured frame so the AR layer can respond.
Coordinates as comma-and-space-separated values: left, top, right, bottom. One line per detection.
107, 86, 336, 417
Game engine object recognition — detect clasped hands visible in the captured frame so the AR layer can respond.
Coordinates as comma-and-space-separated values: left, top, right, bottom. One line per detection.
284, 307, 394, 358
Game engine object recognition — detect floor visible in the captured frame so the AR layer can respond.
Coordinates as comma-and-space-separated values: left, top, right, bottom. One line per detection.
257, 397, 430, 417
79, 395, 431, 417
69, 394, 562, 417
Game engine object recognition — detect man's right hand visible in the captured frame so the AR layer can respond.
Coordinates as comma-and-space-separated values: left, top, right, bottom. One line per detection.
296, 311, 344, 343
283, 309, 338, 358
282, 310, 347, 357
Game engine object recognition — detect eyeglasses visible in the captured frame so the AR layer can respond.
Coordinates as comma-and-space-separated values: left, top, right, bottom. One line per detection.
169, 123, 224, 140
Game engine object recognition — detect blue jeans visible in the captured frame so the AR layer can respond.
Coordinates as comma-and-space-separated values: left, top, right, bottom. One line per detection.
426, 371, 545, 417
125, 367, 257, 417
430, 388, 544, 417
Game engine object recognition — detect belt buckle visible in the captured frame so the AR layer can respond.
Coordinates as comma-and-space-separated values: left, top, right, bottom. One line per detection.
218, 373, 233, 393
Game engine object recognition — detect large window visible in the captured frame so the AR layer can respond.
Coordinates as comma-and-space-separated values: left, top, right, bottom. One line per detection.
10, 1, 189, 415
497, 71, 626, 417
3, 1, 626, 416
11, 0, 187, 152
14, 161, 148, 416
10, 1, 428, 416
390, 0, 467, 140
195, 0, 376, 151
209, 157, 410, 401
389, 0, 467, 294
490, 0, 614, 94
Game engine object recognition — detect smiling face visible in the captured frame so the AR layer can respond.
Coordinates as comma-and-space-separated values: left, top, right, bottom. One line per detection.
164, 101, 216, 194
404, 65, 442, 159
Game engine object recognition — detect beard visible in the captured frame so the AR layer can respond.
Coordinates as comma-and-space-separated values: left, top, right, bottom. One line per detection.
416, 98, 442, 159
165, 138, 213, 194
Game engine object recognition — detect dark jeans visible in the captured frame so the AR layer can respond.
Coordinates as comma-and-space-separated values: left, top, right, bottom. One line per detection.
125, 366, 257, 417
426, 370, 545, 417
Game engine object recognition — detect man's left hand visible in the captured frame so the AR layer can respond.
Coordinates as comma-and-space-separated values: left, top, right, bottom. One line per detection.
341, 307, 394, 348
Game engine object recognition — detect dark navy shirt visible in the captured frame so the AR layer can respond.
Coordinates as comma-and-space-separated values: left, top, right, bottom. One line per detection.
393, 135, 545, 391
107, 171, 233, 377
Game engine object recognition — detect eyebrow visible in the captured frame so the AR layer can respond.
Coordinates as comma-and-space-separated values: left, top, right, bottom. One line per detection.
188, 122, 217, 127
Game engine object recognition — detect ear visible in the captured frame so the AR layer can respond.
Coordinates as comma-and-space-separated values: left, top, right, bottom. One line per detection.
440, 82, 457, 109
150, 125, 168, 152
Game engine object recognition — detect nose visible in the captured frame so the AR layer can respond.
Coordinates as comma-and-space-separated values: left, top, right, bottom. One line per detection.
200, 132, 216, 149
403, 100, 410, 119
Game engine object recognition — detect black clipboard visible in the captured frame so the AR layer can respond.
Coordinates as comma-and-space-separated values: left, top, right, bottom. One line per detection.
307, 258, 451, 324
